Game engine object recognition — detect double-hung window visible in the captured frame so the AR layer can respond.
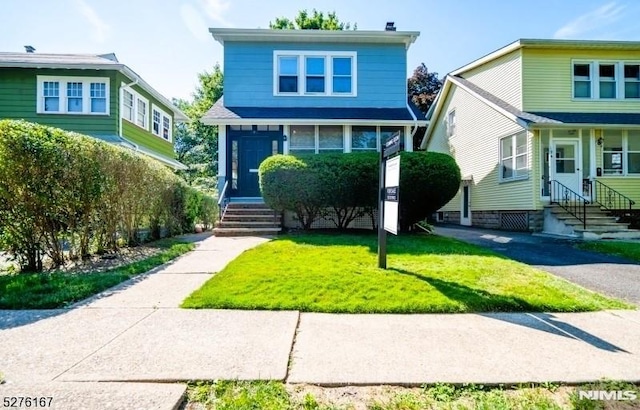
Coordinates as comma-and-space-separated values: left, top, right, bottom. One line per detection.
305, 57, 325, 93
289, 125, 345, 154
625, 64, 640, 98
599, 64, 617, 99
332, 57, 352, 94
278, 56, 299, 93
573, 61, 640, 100
573, 63, 591, 98
500, 132, 528, 181
275, 51, 356, 96
121, 86, 149, 131
151, 104, 173, 141
37, 76, 109, 114
43, 81, 60, 112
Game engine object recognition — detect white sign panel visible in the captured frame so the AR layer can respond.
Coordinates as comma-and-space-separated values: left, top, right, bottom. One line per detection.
383, 156, 400, 235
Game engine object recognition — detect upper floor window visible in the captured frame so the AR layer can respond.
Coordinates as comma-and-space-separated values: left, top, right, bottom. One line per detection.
152, 104, 173, 142
274, 51, 357, 97
37, 76, 109, 115
573, 61, 640, 100
120, 85, 149, 131
446, 110, 456, 136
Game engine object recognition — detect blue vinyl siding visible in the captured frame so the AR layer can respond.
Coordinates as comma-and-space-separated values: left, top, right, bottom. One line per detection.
223, 42, 407, 108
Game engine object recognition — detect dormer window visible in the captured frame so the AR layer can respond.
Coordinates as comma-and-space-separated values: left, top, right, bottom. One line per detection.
274, 51, 357, 97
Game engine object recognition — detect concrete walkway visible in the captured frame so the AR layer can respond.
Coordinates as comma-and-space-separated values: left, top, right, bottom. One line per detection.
2, 233, 640, 409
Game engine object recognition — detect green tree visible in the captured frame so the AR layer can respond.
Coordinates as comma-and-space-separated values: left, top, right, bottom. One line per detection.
174, 64, 224, 193
407, 64, 443, 150
269, 9, 355, 30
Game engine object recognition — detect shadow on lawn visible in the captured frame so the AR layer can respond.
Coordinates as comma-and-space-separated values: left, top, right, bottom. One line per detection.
280, 231, 504, 258
390, 267, 628, 353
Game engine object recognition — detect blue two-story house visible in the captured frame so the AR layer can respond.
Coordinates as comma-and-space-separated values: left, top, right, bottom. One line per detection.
203, 26, 426, 234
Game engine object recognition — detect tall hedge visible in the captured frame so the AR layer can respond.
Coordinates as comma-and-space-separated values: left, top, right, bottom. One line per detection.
259, 151, 460, 231
0, 120, 215, 272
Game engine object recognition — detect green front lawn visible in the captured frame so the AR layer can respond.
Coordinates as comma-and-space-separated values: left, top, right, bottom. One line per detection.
182, 233, 629, 313
577, 241, 640, 263
0, 240, 194, 309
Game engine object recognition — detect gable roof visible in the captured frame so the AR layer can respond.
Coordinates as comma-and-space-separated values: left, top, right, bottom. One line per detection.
0, 52, 187, 121
209, 28, 420, 49
451, 38, 640, 77
202, 97, 427, 126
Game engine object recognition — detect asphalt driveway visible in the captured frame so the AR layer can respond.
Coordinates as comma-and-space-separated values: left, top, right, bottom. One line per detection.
435, 225, 640, 305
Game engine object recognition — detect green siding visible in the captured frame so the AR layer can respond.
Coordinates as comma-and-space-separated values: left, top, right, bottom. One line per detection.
522, 48, 640, 112
427, 84, 534, 214
595, 177, 640, 206
0, 67, 118, 134
115, 72, 175, 158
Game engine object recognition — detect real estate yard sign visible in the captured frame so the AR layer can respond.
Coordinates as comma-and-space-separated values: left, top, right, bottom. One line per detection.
378, 132, 401, 269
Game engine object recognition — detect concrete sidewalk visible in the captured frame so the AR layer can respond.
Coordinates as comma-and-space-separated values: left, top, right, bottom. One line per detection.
2, 233, 640, 409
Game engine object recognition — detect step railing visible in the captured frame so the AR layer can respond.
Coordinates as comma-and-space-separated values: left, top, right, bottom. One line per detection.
593, 179, 635, 211
217, 180, 229, 222
549, 180, 589, 230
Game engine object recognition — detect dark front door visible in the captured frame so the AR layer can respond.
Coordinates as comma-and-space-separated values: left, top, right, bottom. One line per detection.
238, 137, 272, 197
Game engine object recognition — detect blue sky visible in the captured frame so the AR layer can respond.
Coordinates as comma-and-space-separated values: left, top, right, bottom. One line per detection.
2, 0, 640, 101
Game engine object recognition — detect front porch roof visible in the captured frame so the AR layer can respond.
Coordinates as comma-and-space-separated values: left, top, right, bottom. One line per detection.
202, 97, 427, 126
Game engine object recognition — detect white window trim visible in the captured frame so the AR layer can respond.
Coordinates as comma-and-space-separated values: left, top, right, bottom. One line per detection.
289, 125, 346, 153
601, 130, 640, 176
151, 104, 173, 142
120, 84, 149, 131
572, 60, 640, 101
36, 76, 110, 115
446, 109, 456, 137
273, 50, 357, 97
499, 132, 529, 182
287, 125, 405, 154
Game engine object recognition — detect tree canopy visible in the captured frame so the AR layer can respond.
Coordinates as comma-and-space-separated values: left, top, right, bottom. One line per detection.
269, 9, 355, 30
408, 63, 443, 115
173, 64, 223, 194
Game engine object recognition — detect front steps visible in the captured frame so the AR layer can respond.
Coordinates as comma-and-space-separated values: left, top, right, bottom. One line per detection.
544, 204, 640, 239
214, 202, 282, 237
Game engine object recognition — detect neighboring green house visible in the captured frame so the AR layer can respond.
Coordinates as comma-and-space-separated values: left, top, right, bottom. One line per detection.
0, 49, 187, 169
422, 39, 640, 238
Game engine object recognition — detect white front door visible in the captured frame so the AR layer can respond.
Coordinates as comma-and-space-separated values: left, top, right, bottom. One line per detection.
460, 184, 471, 226
551, 140, 581, 194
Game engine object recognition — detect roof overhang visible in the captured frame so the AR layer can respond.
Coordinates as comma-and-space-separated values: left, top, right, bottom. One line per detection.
203, 118, 423, 126
451, 38, 640, 77
209, 28, 420, 49
0, 57, 187, 122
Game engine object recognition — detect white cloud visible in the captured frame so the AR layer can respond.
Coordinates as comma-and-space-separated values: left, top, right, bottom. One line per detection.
74, 0, 110, 43
199, 0, 234, 27
180, 4, 212, 42
554, 2, 625, 39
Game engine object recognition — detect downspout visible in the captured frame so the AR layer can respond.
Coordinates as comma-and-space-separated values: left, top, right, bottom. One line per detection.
406, 101, 419, 150
118, 78, 139, 140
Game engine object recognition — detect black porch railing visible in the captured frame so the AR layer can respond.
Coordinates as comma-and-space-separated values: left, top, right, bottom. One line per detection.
593, 179, 635, 212
549, 180, 589, 230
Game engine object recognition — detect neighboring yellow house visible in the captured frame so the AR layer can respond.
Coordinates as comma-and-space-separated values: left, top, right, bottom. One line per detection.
422, 39, 640, 237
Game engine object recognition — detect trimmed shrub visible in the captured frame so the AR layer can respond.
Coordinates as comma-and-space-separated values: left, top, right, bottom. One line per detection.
0, 120, 215, 272
259, 155, 323, 229
258, 151, 460, 232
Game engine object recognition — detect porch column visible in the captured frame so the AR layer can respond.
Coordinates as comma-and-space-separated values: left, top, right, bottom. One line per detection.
405, 125, 413, 152
344, 125, 352, 153
217, 124, 226, 194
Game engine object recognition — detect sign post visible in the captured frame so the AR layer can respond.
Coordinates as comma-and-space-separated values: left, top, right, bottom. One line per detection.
378, 132, 401, 269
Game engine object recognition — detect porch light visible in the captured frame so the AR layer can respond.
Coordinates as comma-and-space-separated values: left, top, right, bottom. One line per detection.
597, 137, 603, 146
283, 135, 288, 141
